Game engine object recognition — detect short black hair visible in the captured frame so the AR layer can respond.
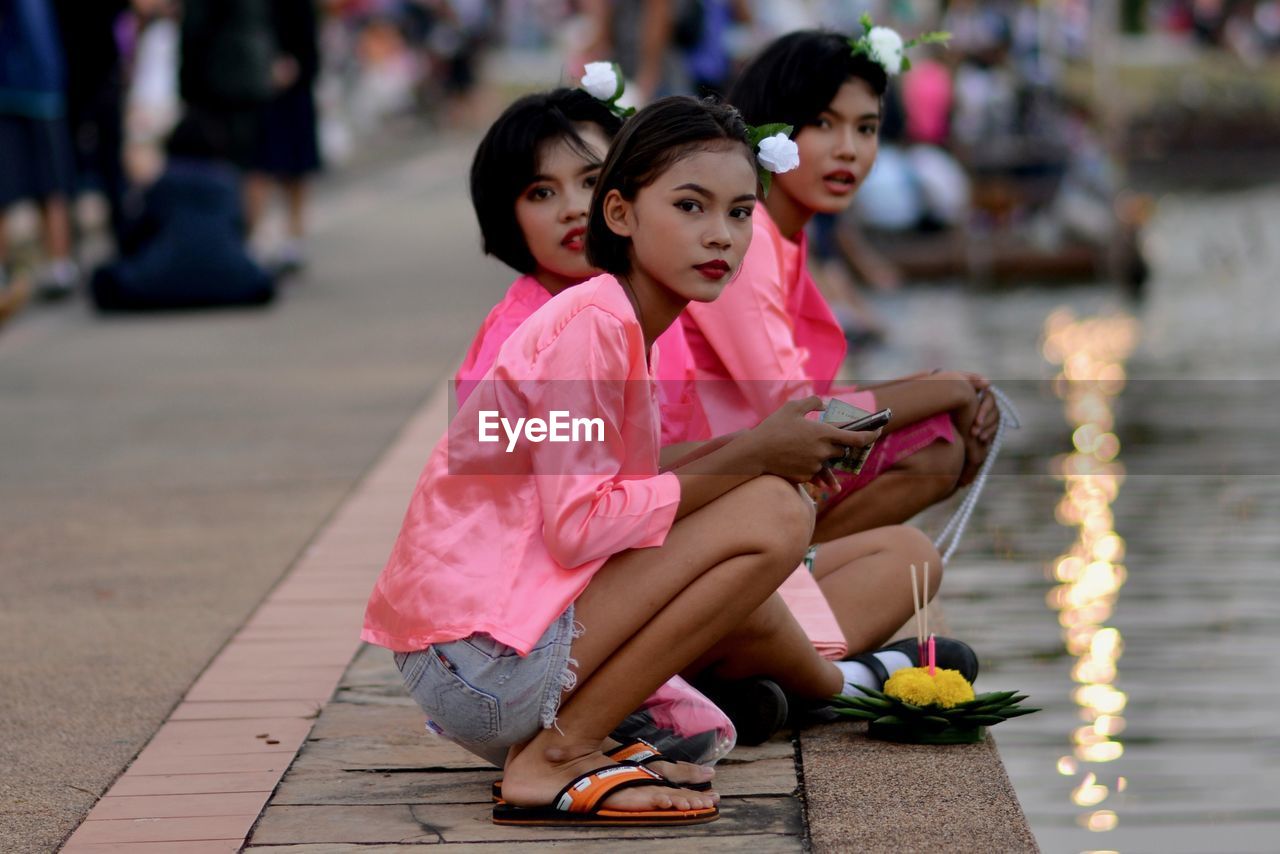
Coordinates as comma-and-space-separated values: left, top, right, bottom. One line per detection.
587, 96, 752, 276
470, 88, 624, 274
728, 30, 888, 132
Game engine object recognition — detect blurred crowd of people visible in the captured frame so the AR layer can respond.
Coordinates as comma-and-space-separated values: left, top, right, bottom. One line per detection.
0, 0, 326, 310
1, 0, 1272, 318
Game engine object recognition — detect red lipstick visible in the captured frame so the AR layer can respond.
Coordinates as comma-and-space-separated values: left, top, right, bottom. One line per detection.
561, 226, 586, 251
694, 260, 730, 280
822, 169, 857, 196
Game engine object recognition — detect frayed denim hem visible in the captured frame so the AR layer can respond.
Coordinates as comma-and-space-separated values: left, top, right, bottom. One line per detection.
539, 607, 583, 731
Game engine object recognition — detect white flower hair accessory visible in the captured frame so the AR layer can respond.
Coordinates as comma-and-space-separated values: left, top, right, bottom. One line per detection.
866, 27, 905, 75
849, 14, 950, 76
745, 123, 799, 195
579, 61, 635, 118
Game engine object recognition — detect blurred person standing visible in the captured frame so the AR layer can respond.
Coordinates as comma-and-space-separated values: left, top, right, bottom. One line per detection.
582, 0, 689, 101
179, 0, 278, 174
51, 0, 130, 243
0, 0, 79, 299
682, 0, 751, 97
942, 0, 1015, 149
125, 0, 182, 179
246, 0, 322, 273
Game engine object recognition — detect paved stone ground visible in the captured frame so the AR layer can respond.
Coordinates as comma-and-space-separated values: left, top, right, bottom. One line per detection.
0, 135, 515, 853
242, 646, 1036, 852
54, 373, 1036, 852
10, 114, 1275, 850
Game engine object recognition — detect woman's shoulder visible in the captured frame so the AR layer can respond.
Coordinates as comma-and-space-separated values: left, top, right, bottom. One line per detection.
501, 275, 641, 370
534, 274, 636, 338
473, 275, 551, 340
506, 274, 552, 308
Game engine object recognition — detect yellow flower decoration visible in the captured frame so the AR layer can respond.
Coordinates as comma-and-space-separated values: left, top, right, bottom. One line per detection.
883, 666, 975, 708
884, 667, 938, 706
933, 669, 976, 708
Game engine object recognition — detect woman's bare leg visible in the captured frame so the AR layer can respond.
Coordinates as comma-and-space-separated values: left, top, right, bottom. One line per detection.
812, 439, 964, 541
809, 526, 942, 652
284, 178, 308, 240
873, 377, 993, 485
499, 476, 814, 812
243, 173, 271, 234
682, 593, 842, 697
41, 196, 73, 260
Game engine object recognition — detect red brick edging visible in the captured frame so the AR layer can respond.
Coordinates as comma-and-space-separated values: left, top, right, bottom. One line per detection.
61, 384, 449, 852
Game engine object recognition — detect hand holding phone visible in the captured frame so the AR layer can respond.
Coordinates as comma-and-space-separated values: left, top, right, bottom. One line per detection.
838, 407, 892, 432
820, 401, 892, 474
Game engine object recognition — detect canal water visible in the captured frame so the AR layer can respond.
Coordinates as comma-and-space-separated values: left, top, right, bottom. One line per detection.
849, 186, 1280, 853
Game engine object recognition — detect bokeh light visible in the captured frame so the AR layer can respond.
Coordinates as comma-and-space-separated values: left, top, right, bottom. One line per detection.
1042, 308, 1139, 832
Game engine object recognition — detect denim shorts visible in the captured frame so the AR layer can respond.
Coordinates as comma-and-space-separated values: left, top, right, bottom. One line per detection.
394, 606, 579, 768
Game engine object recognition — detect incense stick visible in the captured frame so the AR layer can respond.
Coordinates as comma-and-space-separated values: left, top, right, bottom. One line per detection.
909, 563, 924, 659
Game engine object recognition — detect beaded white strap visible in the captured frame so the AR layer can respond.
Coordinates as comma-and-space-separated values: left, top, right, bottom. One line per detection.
933, 385, 1022, 565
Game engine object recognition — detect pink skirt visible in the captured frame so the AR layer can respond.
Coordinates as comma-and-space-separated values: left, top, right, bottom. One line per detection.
817, 387, 957, 509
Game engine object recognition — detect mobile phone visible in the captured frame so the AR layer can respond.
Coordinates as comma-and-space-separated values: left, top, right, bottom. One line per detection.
818, 402, 890, 475
819, 399, 869, 426
839, 408, 892, 432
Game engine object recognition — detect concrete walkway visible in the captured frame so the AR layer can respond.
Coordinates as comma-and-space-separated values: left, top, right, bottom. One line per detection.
60, 379, 1036, 852
0, 135, 513, 853
4, 133, 1038, 852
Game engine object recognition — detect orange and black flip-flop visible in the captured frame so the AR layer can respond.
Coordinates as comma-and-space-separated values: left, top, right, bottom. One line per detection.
490, 739, 714, 801
491, 763, 719, 827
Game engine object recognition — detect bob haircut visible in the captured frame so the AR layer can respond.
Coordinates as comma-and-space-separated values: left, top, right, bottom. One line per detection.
728, 30, 888, 132
586, 96, 752, 276
470, 88, 623, 274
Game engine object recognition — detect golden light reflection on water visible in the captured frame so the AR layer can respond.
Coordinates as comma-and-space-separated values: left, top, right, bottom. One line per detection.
1042, 308, 1140, 833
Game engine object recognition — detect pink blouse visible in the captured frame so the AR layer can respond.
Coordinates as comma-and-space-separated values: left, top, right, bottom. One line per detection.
454, 276, 708, 445
680, 206, 873, 439
455, 275, 548, 406
364, 276, 681, 654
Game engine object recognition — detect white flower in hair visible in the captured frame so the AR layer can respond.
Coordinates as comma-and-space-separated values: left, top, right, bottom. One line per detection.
581, 62, 622, 101
756, 133, 800, 174
849, 14, 950, 75
866, 26, 905, 75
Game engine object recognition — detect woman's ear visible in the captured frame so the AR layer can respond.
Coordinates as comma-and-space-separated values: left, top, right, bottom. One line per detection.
602, 189, 634, 238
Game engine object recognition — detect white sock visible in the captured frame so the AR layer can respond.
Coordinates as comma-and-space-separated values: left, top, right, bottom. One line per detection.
835, 651, 914, 697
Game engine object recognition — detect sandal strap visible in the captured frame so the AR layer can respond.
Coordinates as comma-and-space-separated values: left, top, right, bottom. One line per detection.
605, 739, 664, 766
555, 764, 666, 814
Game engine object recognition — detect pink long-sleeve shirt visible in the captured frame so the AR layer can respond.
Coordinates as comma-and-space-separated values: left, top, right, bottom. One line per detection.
679, 206, 874, 439
454, 275, 548, 406
455, 276, 709, 444
364, 275, 682, 655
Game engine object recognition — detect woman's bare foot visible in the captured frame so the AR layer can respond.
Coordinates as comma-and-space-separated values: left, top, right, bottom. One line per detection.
645, 758, 715, 788
501, 740, 718, 812
599, 737, 716, 789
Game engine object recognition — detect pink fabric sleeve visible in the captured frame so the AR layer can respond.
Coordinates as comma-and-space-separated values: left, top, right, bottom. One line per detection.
521, 308, 682, 568
684, 225, 818, 423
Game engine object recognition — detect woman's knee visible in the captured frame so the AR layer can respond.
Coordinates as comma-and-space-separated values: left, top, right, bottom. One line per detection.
893, 525, 943, 592
736, 593, 792, 643
739, 475, 815, 562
